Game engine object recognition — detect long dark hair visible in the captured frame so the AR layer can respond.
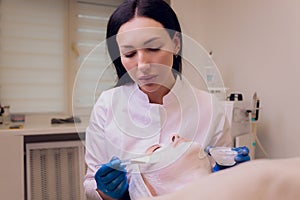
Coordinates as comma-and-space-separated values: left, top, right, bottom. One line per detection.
106, 0, 182, 86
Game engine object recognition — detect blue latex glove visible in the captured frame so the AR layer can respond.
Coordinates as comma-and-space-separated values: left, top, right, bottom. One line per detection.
95, 156, 129, 199
208, 146, 250, 172
232, 146, 251, 163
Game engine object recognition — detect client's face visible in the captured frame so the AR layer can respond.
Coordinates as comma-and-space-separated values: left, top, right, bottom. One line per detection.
141, 134, 212, 196
146, 134, 190, 154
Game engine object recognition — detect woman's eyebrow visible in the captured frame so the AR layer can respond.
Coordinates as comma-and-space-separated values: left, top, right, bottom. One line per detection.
119, 44, 134, 49
143, 37, 161, 45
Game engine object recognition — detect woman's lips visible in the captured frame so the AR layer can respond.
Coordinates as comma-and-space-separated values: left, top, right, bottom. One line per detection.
138, 75, 158, 84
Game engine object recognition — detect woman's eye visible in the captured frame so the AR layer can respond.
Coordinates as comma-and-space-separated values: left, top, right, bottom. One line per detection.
123, 51, 136, 58
148, 47, 161, 52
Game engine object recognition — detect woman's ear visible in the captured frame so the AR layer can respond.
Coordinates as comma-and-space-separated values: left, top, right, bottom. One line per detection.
172, 32, 181, 55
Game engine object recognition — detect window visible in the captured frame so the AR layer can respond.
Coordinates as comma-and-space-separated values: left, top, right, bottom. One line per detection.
0, 0, 66, 113
71, 0, 122, 116
0, 0, 122, 114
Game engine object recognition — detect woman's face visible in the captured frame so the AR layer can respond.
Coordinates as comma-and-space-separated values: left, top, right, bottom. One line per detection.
116, 17, 180, 94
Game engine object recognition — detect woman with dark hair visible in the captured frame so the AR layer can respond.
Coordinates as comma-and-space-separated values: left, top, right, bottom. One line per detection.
84, 0, 235, 199
106, 0, 182, 86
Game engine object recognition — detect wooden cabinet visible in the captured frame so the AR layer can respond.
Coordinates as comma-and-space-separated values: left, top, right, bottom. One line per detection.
0, 134, 24, 200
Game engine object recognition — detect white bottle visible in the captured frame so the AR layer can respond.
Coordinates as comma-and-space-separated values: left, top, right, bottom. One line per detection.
3, 105, 10, 125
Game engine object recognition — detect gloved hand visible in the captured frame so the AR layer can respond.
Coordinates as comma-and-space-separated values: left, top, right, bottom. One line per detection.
95, 156, 129, 199
206, 146, 250, 172
232, 146, 251, 163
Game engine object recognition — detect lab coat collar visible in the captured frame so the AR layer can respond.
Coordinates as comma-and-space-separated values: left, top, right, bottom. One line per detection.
131, 76, 184, 106
162, 76, 184, 105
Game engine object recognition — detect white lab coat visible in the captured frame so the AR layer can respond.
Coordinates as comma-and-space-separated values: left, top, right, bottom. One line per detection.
84, 77, 232, 200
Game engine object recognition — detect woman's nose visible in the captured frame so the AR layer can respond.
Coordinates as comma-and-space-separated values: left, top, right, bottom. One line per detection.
137, 50, 151, 72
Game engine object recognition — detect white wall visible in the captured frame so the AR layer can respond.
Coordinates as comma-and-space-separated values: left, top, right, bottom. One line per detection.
172, 0, 300, 158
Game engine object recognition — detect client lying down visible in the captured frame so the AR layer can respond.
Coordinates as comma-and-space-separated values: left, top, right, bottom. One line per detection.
130, 134, 248, 199
128, 134, 213, 199
140, 156, 300, 200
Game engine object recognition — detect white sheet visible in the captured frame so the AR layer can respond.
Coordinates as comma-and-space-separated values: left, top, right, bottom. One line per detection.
140, 157, 300, 200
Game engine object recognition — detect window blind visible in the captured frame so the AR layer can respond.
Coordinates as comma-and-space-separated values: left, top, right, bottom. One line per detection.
0, 0, 65, 113
72, 0, 122, 115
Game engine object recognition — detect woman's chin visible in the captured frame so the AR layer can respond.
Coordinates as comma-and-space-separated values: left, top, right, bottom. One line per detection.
139, 83, 161, 93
